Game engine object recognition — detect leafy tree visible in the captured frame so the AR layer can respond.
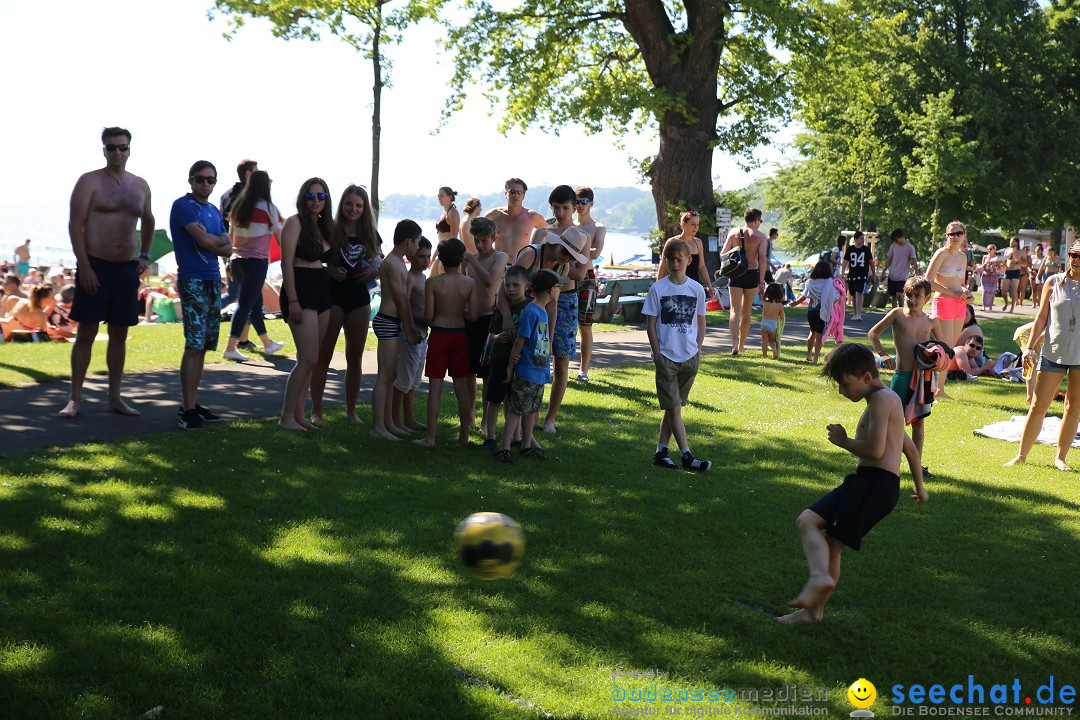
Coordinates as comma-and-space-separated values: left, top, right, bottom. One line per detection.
901, 90, 981, 238
209, 0, 444, 216
771, 0, 1080, 252
444, 0, 829, 239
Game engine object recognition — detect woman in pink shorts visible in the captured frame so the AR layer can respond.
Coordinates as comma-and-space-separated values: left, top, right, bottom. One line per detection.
925, 220, 974, 399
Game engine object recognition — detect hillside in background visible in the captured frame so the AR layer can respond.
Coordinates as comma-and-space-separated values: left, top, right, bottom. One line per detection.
381, 182, 783, 243
380, 186, 656, 235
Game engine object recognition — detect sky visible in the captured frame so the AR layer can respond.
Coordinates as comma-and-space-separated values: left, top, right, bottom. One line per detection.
0, 0, 794, 259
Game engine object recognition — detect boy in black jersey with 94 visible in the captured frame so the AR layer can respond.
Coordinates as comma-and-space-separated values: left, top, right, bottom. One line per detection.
843, 231, 877, 321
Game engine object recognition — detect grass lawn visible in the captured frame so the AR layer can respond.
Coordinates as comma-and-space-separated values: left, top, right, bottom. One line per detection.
0, 324, 299, 389
1, 312, 1076, 718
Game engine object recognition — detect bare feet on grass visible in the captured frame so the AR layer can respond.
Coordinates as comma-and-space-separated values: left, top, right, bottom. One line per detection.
310, 414, 324, 426
106, 398, 140, 416
776, 608, 820, 624
412, 437, 436, 447
346, 412, 363, 425
458, 427, 470, 445
370, 430, 400, 441
58, 400, 80, 418
787, 575, 835, 611
1004, 455, 1025, 467
279, 419, 307, 431
296, 417, 317, 431
406, 421, 427, 431
1055, 458, 1073, 472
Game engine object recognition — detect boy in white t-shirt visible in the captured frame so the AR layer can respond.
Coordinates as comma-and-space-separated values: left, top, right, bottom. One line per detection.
644, 239, 711, 471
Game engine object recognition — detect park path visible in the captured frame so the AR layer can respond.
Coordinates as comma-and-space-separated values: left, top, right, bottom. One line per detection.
0, 303, 1034, 458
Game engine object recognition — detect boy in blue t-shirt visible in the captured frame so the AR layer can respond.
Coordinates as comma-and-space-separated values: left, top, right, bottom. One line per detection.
497, 268, 562, 463
644, 239, 711, 471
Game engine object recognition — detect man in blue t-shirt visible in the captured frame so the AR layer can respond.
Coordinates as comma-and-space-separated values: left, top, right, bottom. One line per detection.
169, 160, 232, 430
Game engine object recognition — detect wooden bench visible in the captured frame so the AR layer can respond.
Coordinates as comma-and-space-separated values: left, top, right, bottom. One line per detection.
594, 276, 655, 323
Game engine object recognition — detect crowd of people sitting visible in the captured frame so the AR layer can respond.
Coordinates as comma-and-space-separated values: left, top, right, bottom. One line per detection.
0, 264, 211, 341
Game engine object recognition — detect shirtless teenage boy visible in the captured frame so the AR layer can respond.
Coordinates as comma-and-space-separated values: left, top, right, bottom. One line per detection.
60, 127, 155, 418
867, 276, 945, 475
392, 237, 432, 432
485, 178, 547, 259
719, 208, 769, 355
371, 220, 422, 440
462, 217, 508, 432
533, 186, 590, 433
575, 187, 607, 382
415, 238, 479, 447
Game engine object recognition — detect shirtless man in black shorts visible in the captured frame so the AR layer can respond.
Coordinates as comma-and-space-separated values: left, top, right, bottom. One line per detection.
59, 127, 154, 418
719, 208, 769, 355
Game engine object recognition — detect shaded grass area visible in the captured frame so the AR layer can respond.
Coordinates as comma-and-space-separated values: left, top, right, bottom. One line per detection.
1, 343, 1077, 718
0, 325, 290, 389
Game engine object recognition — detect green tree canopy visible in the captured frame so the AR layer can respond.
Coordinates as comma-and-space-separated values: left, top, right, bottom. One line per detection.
444, 0, 830, 240
767, 0, 1080, 257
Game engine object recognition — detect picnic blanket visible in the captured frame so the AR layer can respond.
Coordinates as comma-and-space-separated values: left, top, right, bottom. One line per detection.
974, 415, 1080, 448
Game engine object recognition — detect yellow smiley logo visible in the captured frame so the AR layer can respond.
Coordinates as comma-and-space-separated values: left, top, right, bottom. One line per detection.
848, 678, 877, 709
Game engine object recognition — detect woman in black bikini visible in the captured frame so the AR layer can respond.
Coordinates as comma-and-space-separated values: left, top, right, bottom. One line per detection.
435, 186, 459, 241
310, 184, 382, 425
657, 211, 715, 298
719, 208, 770, 354
278, 178, 333, 431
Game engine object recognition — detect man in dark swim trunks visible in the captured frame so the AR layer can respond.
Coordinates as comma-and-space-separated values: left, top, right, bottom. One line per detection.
60, 127, 155, 419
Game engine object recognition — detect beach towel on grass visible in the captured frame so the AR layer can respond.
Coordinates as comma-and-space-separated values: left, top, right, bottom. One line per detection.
974, 415, 1080, 448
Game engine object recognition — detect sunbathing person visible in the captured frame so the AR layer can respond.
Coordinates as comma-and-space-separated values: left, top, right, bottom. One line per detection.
1, 283, 54, 340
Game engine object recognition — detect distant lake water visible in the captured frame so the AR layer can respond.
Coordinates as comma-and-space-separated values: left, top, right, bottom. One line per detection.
376, 216, 655, 267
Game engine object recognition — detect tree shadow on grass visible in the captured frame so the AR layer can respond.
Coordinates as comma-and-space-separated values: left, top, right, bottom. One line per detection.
1, 383, 1078, 718
0, 360, 56, 385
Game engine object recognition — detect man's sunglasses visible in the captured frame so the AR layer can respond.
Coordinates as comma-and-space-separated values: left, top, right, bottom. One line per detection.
1069, 252, 1080, 260
305, 192, 329, 201
104, 144, 130, 152
968, 343, 983, 350
506, 189, 525, 196
190, 176, 217, 185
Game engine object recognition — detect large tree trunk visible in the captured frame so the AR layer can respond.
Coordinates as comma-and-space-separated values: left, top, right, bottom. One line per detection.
650, 123, 716, 239
624, 1, 722, 266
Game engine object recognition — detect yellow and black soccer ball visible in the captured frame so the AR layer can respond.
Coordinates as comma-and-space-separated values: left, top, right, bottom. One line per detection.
453, 512, 525, 580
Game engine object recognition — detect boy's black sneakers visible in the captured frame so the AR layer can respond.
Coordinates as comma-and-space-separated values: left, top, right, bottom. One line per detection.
493, 449, 514, 464
177, 407, 204, 430
682, 450, 712, 472
195, 404, 223, 423
653, 448, 678, 470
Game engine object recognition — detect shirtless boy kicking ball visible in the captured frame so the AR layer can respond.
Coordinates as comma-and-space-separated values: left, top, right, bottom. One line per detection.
778, 343, 927, 624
